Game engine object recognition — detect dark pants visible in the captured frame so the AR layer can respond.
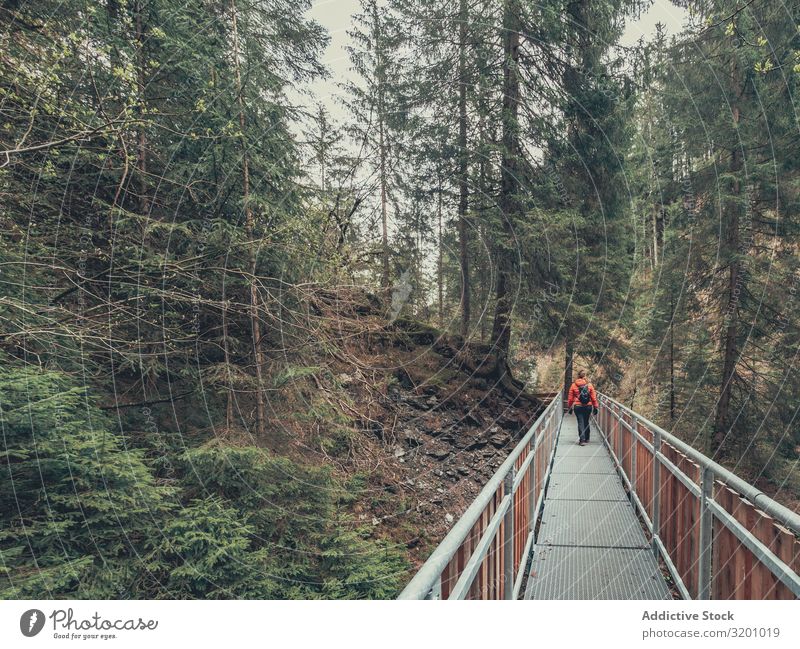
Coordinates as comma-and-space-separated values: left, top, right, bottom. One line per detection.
574, 405, 592, 442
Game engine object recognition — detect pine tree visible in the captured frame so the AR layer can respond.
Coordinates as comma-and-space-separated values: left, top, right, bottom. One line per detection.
345, 0, 409, 290
0, 363, 171, 598
662, 0, 800, 459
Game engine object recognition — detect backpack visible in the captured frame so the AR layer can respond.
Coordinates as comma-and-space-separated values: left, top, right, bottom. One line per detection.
578, 382, 591, 405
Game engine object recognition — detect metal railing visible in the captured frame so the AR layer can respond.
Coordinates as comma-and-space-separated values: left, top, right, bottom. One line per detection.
398, 392, 563, 599
596, 393, 800, 600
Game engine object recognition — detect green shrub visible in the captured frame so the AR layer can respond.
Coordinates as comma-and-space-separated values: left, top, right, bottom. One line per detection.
0, 364, 171, 598
146, 496, 279, 599
180, 443, 408, 598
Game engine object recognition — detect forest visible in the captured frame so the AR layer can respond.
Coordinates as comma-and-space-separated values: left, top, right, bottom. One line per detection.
1, 0, 798, 599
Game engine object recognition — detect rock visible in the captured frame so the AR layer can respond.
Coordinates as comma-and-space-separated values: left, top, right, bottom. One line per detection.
426, 395, 438, 406
368, 421, 385, 441
394, 446, 406, 458
404, 435, 423, 448
426, 449, 451, 461
434, 340, 456, 358
457, 466, 470, 476
489, 433, 510, 448
372, 517, 380, 526
497, 414, 521, 430
464, 412, 484, 427
445, 513, 455, 524
406, 397, 428, 411
465, 438, 488, 451
338, 373, 354, 385
433, 469, 443, 477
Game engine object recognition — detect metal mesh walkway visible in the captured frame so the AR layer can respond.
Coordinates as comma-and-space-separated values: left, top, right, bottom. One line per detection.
400, 393, 800, 601
524, 415, 672, 600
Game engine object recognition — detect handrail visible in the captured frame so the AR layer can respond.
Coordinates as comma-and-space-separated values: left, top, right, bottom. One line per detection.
398, 391, 563, 600
596, 393, 800, 600
399, 391, 798, 600
598, 394, 800, 533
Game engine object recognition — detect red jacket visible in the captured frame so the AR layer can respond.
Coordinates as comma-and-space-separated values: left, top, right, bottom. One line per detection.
567, 378, 598, 409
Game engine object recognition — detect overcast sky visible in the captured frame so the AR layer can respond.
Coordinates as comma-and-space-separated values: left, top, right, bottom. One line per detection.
302, 0, 690, 122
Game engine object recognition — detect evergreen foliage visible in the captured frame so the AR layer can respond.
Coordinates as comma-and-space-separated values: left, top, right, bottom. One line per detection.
0, 362, 171, 598
1, 0, 798, 600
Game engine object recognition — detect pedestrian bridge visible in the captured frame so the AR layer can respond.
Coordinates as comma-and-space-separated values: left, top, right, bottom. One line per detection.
398, 393, 800, 600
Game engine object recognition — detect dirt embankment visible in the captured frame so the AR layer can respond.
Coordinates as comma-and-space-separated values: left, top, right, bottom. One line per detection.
266, 287, 548, 569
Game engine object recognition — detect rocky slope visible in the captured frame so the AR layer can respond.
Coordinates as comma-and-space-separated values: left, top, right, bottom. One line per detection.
264, 288, 548, 575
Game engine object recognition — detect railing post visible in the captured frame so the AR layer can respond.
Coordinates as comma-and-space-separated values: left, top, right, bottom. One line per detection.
602, 398, 606, 429
426, 575, 442, 600
698, 466, 714, 599
622, 408, 629, 470
597, 394, 606, 431
528, 438, 536, 531
652, 428, 661, 558
503, 468, 515, 600
631, 414, 638, 495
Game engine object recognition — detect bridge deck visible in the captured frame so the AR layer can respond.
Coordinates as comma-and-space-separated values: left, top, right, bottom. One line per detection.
524, 415, 672, 600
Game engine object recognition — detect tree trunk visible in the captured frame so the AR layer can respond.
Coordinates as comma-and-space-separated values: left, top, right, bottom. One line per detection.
669, 288, 675, 421
437, 170, 444, 329
457, 0, 470, 339
231, 0, 267, 437
375, 5, 390, 290
477, 119, 488, 344
379, 115, 389, 288
222, 297, 234, 431
107, 1, 120, 65
479, 219, 489, 344
652, 203, 659, 267
564, 339, 573, 409
490, 0, 521, 368
135, 0, 148, 215
713, 105, 742, 456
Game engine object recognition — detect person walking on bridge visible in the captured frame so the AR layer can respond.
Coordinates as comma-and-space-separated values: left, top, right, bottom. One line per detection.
567, 369, 598, 446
